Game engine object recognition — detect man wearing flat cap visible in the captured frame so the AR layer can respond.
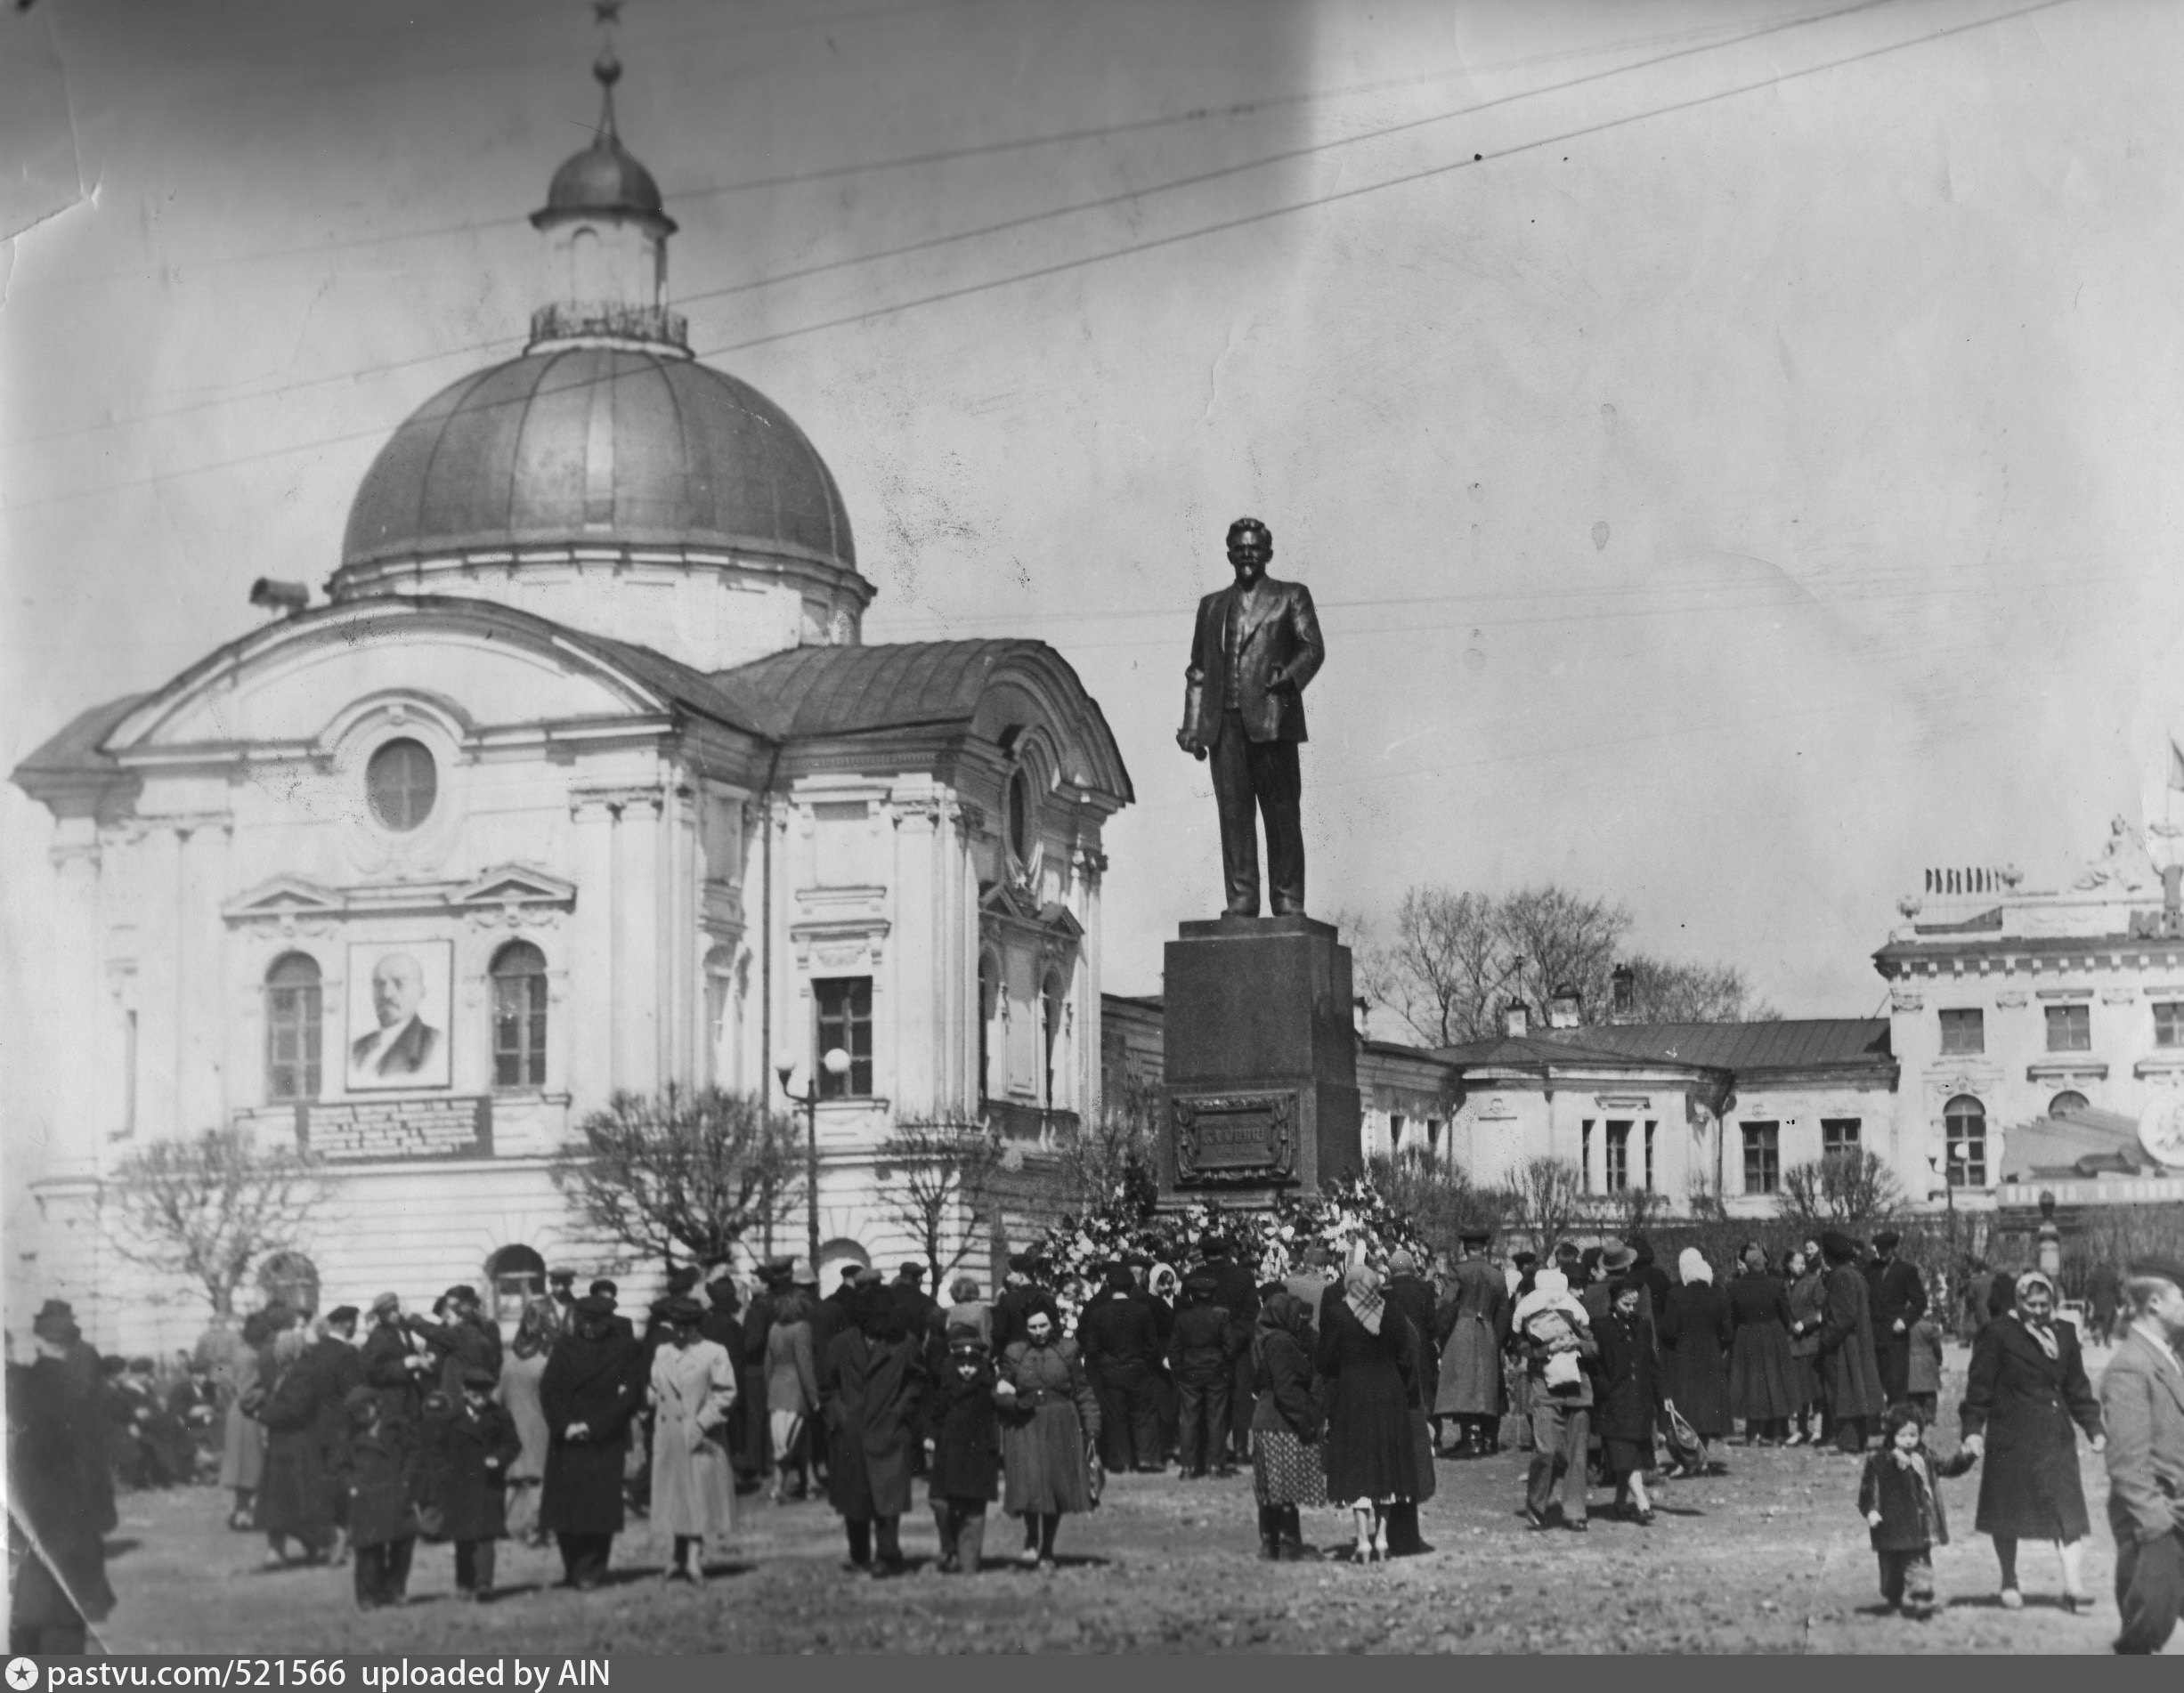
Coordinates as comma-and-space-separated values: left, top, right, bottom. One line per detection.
361, 1293, 431, 1426
9, 1308, 116, 1652
2101, 1258, 2184, 1651
547, 1268, 577, 1316
1862, 1229, 1928, 1407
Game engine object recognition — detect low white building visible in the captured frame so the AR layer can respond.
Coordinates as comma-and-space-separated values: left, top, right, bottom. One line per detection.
11, 61, 1131, 1352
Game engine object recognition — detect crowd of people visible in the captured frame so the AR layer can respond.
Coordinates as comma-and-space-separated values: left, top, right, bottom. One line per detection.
15, 1227, 2184, 1654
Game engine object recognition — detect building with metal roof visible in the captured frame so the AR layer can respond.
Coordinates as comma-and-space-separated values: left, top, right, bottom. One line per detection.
9, 44, 1132, 1353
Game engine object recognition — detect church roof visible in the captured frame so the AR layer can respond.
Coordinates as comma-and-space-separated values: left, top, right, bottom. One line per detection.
337, 346, 856, 576
13, 603, 1132, 806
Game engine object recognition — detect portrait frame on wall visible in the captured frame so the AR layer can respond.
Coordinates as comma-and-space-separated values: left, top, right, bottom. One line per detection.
345, 938, 453, 1092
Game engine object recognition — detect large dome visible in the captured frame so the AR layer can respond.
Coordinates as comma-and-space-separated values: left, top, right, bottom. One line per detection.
339, 345, 856, 573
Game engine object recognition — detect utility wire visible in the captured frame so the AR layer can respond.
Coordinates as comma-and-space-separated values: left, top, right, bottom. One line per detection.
1, 0, 2070, 510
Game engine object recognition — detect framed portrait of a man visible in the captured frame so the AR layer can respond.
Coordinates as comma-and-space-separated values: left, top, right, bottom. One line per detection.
345, 940, 452, 1091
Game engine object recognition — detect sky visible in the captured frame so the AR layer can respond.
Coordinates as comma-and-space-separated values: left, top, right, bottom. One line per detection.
7, 0, 2184, 1090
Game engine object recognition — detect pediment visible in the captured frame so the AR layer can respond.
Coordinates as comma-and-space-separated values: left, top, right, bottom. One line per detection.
454, 864, 577, 908
223, 876, 345, 919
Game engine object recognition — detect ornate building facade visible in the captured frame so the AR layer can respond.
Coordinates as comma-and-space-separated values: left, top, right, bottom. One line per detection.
12, 59, 1131, 1349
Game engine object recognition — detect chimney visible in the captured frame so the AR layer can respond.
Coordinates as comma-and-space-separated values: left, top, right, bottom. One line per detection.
1547, 984, 1582, 1030
1611, 963, 1635, 1017
1504, 999, 1530, 1039
2166, 863, 2182, 918
249, 578, 310, 617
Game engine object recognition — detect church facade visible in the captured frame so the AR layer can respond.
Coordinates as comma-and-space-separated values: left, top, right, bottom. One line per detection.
12, 62, 1131, 1350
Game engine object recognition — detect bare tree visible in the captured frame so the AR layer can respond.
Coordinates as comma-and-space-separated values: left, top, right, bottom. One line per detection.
104, 1127, 329, 1317
1494, 1155, 1585, 1255
551, 1084, 799, 1270
1776, 1150, 1906, 1227
1499, 885, 1631, 1028
1373, 887, 1506, 1046
1051, 1069, 1160, 1215
1617, 952, 1778, 1023
1368, 1147, 1502, 1258
879, 1118, 1008, 1287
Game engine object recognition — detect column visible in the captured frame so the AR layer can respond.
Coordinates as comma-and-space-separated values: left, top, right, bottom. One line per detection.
47, 824, 104, 1176
613, 793, 662, 1095
136, 823, 183, 1142
889, 792, 941, 1120
176, 821, 231, 1137
567, 798, 617, 1115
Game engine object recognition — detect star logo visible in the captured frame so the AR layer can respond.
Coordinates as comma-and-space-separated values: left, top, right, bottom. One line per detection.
7, 1658, 41, 1689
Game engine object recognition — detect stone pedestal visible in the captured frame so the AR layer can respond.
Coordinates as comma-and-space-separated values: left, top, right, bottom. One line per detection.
1159, 915, 1362, 1207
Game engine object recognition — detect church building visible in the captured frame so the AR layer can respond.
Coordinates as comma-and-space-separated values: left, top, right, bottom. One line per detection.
12, 53, 1133, 1349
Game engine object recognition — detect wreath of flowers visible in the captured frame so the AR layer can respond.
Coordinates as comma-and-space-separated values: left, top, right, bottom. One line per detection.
1026, 1171, 1432, 1327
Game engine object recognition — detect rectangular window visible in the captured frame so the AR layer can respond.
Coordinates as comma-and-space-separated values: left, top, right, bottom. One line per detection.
1823, 1118, 1861, 1158
1390, 1113, 1406, 1154
493, 972, 548, 1090
2045, 1003, 2091, 1053
2158, 1002, 2184, 1049
1742, 1122, 1781, 1195
1938, 1008, 1985, 1056
815, 976, 874, 1098
1604, 1121, 1631, 1194
1643, 1121, 1656, 1192
1579, 1119, 1594, 1195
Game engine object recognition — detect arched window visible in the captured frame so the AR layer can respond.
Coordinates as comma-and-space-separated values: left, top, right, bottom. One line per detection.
264, 952, 321, 1101
1041, 969, 1066, 1111
978, 952, 1001, 1104
491, 941, 548, 1090
2048, 1090, 2090, 1118
366, 737, 436, 831
485, 1243, 546, 1324
1007, 768, 1033, 864
1944, 1094, 1986, 1187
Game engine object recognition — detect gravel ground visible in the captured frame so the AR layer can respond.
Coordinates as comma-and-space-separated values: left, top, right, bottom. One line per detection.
93, 1345, 2146, 1655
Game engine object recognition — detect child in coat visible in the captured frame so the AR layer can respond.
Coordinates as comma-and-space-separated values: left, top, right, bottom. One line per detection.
925, 1329, 1002, 1574
1905, 1315, 1944, 1426
425, 1365, 524, 1600
337, 1388, 422, 1610
1857, 1403, 1956, 1618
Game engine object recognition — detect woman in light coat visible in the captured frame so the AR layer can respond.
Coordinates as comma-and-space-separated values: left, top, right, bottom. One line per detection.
646, 1295, 738, 1583
498, 1298, 557, 1545
765, 1289, 820, 1502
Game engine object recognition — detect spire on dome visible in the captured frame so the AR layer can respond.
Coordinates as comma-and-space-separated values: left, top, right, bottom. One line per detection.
529, 3, 686, 353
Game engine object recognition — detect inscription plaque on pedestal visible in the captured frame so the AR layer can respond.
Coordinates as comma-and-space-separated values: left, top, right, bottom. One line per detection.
1160, 914, 1361, 1207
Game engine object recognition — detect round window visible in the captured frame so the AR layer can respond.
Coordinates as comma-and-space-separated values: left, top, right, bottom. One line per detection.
366, 738, 437, 832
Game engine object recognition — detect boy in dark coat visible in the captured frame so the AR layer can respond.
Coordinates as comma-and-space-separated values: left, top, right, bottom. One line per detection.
338, 1388, 422, 1610
1168, 1271, 1238, 1478
1858, 1404, 1953, 1618
925, 1329, 1002, 1573
425, 1365, 524, 1600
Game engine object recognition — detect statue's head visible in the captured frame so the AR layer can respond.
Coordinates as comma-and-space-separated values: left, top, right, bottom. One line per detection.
1226, 516, 1272, 586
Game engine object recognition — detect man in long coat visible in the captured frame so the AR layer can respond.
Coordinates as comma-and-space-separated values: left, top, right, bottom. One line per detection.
1817, 1231, 1885, 1453
538, 1294, 644, 1589
822, 1286, 926, 1576
1863, 1231, 1928, 1405
1076, 1264, 1166, 1472
1201, 1238, 1262, 1464
1434, 1229, 1510, 1456
2101, 1255, 2184, 1653
9, 1315, 116, 1654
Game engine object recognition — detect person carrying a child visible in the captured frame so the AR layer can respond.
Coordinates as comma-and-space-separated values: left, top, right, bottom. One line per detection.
1512, 1266, 1597, 1532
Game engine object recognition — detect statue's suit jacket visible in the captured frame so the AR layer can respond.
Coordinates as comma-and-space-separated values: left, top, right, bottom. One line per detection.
1181, 577, 1325, 747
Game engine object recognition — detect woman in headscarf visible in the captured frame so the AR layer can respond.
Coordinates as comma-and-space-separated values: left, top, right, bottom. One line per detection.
1248, 1290, 1325, 1561
1959, 1268, 2105, 1612
538, 1293, 645, 1590
822, 1284, 927, 1577
648, 1294, 738, 1583
1595, 1276, 1661, 1525
1782, 1245, 1827, 1446
995, 1295, 1100, 1572
1147, 1264, 1182, 1463
1660, 1247, 1733, 1476
498, 1297, 558, 1547
1725, 1241, 1798, 1446
765, 1286, 820, 1503
254, 1325, 337, 1565
1314, 1262, 1417, 1564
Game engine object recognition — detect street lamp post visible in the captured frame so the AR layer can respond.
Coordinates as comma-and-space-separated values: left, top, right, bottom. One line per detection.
777, 1048, 851, 1270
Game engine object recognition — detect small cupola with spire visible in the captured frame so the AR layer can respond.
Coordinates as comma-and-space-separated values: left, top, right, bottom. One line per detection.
529, 3, 686, 354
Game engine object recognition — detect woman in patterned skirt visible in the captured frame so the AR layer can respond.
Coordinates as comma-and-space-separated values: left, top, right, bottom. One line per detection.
1248, 1292, 1325, 1560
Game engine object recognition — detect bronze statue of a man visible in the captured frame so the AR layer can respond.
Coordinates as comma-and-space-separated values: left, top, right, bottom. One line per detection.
1176, 516, 1326, 917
